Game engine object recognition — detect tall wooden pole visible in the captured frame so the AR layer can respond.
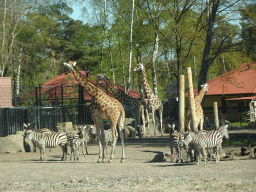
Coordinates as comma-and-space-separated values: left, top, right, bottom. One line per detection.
214, 102, 219, 130
179, 75, 185, 133
186, 67, 197, 132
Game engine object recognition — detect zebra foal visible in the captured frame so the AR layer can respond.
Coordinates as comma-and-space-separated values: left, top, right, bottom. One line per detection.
69, 135, 80, 161
24, 129, 68, 161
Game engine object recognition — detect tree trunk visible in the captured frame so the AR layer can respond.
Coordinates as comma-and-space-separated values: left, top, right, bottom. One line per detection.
198, 0, 220, 92
152, 32, 159, 95
127, 0, 135, 94
165, 50, 171, 84
109, 40, 115, 84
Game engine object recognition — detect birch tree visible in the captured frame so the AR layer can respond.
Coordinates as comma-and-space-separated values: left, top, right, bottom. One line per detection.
127, 0, 135, 93
0, 0, 39, 77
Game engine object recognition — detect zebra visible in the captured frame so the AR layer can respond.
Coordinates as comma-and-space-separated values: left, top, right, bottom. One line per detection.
168, 123, 185, 163
184, 130, 223, 165
185, 124, 229, 163
104, 129, 114, 155
24, 129, 68, 161
77, 125, 96, 155
69, 134, 80, 161
23, 123, 52, 152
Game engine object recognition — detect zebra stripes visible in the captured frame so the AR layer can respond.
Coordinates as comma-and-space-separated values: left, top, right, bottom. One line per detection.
168, 123, 185, 163
24, 129, 68, 161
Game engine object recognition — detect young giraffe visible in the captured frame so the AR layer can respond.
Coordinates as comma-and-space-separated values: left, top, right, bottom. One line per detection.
63, 61, 125, 163
97, 73, 143, 138
133, 63, 164, 137
185, 83, 209, 131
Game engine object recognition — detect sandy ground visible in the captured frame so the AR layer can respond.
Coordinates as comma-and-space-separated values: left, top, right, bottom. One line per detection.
0, 136, 256, 192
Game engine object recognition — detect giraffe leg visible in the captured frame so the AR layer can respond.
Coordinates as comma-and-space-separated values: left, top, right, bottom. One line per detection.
132, 110, 138, 139
117, 112, 125, 163
145, 108, 150, 137
152, 110, 157, 137
141, 105, 145, 136
158, 108, 164, 137
96, 119, 105, 163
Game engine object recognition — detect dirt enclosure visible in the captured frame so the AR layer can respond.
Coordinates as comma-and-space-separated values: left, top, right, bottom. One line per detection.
0, 136, 256, 192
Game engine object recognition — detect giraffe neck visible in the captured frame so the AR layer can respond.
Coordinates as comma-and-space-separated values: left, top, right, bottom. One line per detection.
70, 65, 103, 99
141, 68, 154, 98
196, 87, 206, 103
104, 78, 120, 96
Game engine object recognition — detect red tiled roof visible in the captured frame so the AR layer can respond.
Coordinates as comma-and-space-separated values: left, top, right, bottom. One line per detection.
194, 62, 256, 96
40, 71, 140, 102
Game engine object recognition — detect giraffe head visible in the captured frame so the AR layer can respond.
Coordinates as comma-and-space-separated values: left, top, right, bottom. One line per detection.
201, 83, 209, 93
97, 73, 106, 81
132, 63, 144, 72
63, 61, 77, 70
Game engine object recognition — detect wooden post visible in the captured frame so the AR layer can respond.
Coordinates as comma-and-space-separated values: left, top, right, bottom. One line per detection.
179, 75, 185, 133
186, 67, 197, 132
214, 102, 219, 130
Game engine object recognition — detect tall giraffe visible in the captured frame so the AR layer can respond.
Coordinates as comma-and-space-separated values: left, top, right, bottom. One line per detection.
185, 83, 209, 131
63, 61, 125, 163
97, 74, 143, 138
132, 63, 163, 137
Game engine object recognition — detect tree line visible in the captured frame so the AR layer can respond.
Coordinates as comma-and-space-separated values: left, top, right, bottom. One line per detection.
0, 0, 255, 106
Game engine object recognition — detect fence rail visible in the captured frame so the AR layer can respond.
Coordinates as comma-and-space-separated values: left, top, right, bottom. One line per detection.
0, 105, 93, 137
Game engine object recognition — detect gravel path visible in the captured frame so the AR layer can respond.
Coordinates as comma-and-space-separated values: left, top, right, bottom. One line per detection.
0, 139, 256, 191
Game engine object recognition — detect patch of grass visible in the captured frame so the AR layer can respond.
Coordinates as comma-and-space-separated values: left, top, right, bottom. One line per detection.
231, 121, 250, 128
224, 140, 256, 146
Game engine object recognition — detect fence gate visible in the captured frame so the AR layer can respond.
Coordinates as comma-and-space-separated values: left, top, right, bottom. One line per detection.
0, 107, 26, 137
0, 105, 93, 137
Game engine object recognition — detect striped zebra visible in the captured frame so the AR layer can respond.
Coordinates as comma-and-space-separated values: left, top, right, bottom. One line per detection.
23, 123, 52, 152
24, 129, 68, 161
69, 135, 80, 161
184, 130, 223, 165
168, 123, 185, 163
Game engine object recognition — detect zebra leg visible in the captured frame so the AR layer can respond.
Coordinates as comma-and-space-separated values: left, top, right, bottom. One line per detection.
80, 140, 85, 156
85, 140, 89, 155
175, 146, 179, 163
33, 141, 37, 152
180, 146, 183, 163
61, 144, 68, 161
76, 145, 79, 161
202, 148, 207, 165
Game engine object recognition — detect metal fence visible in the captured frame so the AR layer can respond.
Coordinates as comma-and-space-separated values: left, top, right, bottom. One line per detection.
0, 105, 93, 137
0, 107, 26, 137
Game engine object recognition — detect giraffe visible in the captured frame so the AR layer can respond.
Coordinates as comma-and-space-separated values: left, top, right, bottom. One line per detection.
132, 63, 164, 137
63, 61, 125, 163
97, 73, 143, 138
185, 83, 209, 131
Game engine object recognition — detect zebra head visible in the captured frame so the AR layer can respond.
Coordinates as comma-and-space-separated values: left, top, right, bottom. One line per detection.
24, 129, 34, 143
183, 131, 195, 151
90, 125, 97, 135
219, 124, 229, 140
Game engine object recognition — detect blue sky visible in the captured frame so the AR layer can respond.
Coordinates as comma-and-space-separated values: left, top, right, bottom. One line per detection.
70, 4, 91, 24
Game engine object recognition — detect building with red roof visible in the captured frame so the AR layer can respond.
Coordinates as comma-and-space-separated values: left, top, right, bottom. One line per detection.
36, 71, 140, 105
196, 62, 256, 121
